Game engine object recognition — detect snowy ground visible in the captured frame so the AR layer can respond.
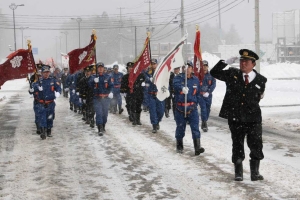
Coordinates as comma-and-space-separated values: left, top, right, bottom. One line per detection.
0, 62, 300, 199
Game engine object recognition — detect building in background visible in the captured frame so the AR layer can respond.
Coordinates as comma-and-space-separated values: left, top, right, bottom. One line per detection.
273, 9, 300, 63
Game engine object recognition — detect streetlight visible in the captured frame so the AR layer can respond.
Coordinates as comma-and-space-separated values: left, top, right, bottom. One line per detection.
19, 26, 29, 48
71, 17, 82, 48
55, 36, 62, 65
61, 31, 69, 53
9, 3, 25, 51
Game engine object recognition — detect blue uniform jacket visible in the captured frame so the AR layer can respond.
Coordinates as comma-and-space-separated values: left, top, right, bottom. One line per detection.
173, 73, 201, 112
33, 77, 61, 102
144, 69, 158, 94
88, 73, 113, 97
200, 72, 216, 96
111, 72, 123, 93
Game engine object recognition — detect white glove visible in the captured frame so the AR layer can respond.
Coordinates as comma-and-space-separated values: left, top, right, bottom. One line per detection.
94, 77, 99, 83
83, 99, 86, 104
108, 92, 113, 99
38, 86, 43, 91
55, 92, 60, 98
79, 98, 82, 103
64, 88, 69, 92
149, 77, 153, 82
76, 92, 79, 95
124, 93, 127, 98
225, 56, 238, 65
141, 82, 146, 87
72, 89, 75, 94
203, 92, 209, 98
182, 87, 189, 94
29, 88, 34, 93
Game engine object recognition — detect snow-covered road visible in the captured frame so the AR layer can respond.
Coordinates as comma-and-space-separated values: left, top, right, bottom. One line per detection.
0, 84, 299, 200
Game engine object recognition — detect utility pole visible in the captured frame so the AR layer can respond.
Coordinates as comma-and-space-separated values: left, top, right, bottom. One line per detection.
218, 0, 222, 41
118, 7, 125, 64
180, 0, 184, 38
144, 0, 155, 33
19, 26, 29, 48
255, 0, 260, 72
135, 26, 137, 58
61, 31, 68, 53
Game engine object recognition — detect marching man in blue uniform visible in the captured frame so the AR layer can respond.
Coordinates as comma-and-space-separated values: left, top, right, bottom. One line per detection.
89, 62, 113, 136
144, 58, 165, 133
173, 61, 205, 155
31, 65, 61, 140
111, 64, 124, 114
198, 60, 216, 132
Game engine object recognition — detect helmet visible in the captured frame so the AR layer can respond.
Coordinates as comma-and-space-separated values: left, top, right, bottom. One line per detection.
202, 60, 209, 66
186, 60, 193, 67
113, 64, 119, 69
96, 62, 104, 67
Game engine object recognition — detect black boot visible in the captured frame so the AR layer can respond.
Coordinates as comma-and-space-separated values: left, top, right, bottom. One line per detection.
119, 108, 124, 114
85, 116, 90, 124
36, 123, 41, 135
176, 139, 183, 153
165, 108, 170, 118
47, 128, 52, 137
250, 160, 264, 181
90, 118, 95, 128
136, 113, 142, 125
201, 121, 204, 130
193, 138, 205, 156
128, 110, 133, 122
98, 124, 104, 136
202, 121, 208, 132
152, 124, 157, 133
132, 113, 137, 126
157, 123, 160, 130
70, 103, 73, 111
234, 159, 243, 181
74, 106, 77, 113
40, 128, 46, 140
103, 124, 106, 132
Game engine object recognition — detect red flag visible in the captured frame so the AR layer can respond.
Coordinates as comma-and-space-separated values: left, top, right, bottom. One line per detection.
68, 34, 96, 74
129, 37, 151, 93
0, 48, 35, 89
193, 28, 204, 82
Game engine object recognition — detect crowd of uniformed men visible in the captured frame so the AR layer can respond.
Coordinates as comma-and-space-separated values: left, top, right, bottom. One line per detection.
28, 58, 216, 154
28, 48, 267, 182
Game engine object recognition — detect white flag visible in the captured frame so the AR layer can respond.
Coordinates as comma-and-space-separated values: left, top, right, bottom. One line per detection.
61, 52, 69, 68
153, 34, 188, 101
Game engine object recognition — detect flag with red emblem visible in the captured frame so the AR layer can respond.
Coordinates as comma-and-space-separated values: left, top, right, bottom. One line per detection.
153, 33, 188, 101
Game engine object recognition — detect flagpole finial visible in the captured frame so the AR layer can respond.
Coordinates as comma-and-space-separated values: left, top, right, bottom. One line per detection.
196, 24, 199, 31
27, 39, 32, 51
92, 29, 97, 40
147, 31, 151, 38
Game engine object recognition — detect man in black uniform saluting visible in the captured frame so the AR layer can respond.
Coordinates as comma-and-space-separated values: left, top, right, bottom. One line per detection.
210, 49, 267, 182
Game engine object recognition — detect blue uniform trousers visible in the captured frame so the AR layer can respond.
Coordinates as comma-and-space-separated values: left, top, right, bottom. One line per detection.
38, 102, 56, 129
93, 97, 110, 125
148, 95, 165, 125
112, 91, 122, 110
199, 96, 212, 121
33, 100, 40, 124
175, 106, 201, 139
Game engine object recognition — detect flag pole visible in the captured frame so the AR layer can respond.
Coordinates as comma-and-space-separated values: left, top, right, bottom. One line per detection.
184, 32, 188, 118
147, 31, 151, 61
92, 29, 98, 77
